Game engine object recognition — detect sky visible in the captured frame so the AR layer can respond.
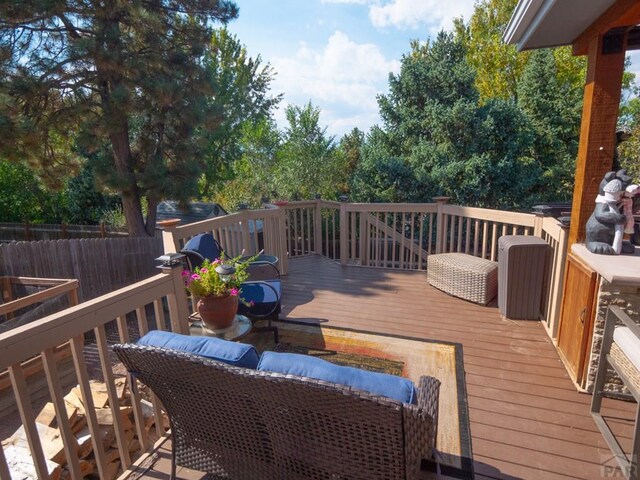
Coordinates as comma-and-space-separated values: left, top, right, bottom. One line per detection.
227, 0, 640, 139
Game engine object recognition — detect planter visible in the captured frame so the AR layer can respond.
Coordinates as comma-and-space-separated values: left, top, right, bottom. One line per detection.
197, 294, 238, 330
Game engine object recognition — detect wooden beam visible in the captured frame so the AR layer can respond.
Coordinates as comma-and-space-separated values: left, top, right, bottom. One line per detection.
573, 0, 640, 55
568, 34, 626, 246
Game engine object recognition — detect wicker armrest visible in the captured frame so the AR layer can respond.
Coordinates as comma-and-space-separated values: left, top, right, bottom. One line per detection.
403, 375, 441, 477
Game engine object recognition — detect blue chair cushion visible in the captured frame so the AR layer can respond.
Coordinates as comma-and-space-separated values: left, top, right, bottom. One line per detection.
257, 351, 417, 404
137, 330, 259, 369
238, 280, 281, 317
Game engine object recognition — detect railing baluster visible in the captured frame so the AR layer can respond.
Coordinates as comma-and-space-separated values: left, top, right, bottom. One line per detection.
465, 218, 471, 254
8, 363, 50, 479
350, 212, 356, 263
473, 219, 480, 257
448, 215, 455, 253
383, 213, 389, 268
490, 223, 498, 261
457, 216, 463, 253
116, 315, 130, 343
95, 324, 132, 468
153, 299, 166, 331
482, 221, 489, 259
0, 439, 11, 480
70, 335, 109, 479
427, 213, 434, 255
42, 347, 83, 479
409, 213, 415, 270
307, 208, 312, 254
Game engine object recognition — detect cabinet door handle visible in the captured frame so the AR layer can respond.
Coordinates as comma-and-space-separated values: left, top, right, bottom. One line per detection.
579, 307, 586, 324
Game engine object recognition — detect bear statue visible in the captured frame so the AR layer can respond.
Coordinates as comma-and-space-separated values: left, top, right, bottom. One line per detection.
585, 169, 636, 255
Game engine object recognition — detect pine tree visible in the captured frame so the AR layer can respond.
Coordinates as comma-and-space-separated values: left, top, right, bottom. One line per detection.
0, 0, 238, 235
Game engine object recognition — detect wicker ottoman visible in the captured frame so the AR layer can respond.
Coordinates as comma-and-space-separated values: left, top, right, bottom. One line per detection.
427, 253, 498, 305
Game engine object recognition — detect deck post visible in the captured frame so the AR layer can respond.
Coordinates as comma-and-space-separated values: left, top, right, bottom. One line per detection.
533, 211, 544, 237
433, 197, 450, 254
568, 32, 626, 246
161, 261, 190, 335
276, 207, 289, 275
161, 223, 181, 255
340, 197, 348, 266
238, 205, 252, 254
314, 197, 323, 255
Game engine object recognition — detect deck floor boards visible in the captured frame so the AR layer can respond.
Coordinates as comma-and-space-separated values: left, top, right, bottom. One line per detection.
131, 255, 635, 480
278, 255, 635, 480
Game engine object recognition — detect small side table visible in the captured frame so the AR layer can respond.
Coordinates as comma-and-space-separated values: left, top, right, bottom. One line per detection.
189, 315, 253, 342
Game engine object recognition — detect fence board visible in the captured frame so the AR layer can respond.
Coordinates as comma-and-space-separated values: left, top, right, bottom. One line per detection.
0, 238, 162, 302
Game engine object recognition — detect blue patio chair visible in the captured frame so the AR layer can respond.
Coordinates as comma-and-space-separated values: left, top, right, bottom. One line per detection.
180, 233, 281, 343
181, 233, 223, 271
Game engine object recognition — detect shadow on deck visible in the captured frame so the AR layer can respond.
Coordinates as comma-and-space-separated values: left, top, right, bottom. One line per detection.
130, 254, 635, 480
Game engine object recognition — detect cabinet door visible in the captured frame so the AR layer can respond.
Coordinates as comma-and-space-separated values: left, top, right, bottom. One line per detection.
557, 254, 598, 384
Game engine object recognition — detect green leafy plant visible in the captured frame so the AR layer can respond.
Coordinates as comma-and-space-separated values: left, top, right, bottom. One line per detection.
183, 253, 258, 304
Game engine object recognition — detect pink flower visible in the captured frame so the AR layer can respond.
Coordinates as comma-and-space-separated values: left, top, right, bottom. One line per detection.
181, 270, 191, 277
200, 268, 208, 274
230, 287, 239, 296
213, 258, 222, 265
191, 274, 201, 280
249, 300, 255, 307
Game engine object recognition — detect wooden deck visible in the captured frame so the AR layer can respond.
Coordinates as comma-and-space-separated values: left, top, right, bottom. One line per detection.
132, 254, 635, 480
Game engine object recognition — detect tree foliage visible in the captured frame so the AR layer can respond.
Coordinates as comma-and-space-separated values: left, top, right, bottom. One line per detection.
361, 32, 540, 208
455, 0, 585, 102
274, 102, 343, 200
200, 28, 282, 196
0, 0, 239, 236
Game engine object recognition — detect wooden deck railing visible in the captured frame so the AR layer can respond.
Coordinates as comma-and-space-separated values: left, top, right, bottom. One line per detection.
162, 207, 289, 275
0, 264, 189, 479
160, 198, 568, 337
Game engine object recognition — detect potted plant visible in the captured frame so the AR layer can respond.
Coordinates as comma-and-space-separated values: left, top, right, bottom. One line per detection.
182, 253, 257, 330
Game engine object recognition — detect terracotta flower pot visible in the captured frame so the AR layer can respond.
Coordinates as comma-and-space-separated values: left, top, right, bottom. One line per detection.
197, 294, 238, 330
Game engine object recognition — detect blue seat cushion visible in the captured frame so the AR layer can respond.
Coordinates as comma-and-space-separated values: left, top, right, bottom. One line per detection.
257, 351, 417, 404
238, 280, 281, 317
137, 330, 259, 369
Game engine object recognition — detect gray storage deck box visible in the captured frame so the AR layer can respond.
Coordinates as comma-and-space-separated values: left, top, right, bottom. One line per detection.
498, 236, 549, 320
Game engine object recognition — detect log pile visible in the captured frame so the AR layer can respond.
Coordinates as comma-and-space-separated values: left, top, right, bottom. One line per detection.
2, 377, 168, 479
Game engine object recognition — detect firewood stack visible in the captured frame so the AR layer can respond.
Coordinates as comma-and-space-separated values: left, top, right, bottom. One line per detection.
2, 377, 168, 479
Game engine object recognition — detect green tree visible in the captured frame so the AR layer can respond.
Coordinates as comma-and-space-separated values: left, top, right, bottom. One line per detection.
0, 159, 55, 222
213, 117, 282, 210
275, 102, 342, 200
350, 127, 421, 203
200, 28, 282, 196
516, 49, 583, 200
455, 0, 585, 102
336, 127, 364, 194
62, 165, 121, 224
0, 0, 238, 236
371, 32, 539, 208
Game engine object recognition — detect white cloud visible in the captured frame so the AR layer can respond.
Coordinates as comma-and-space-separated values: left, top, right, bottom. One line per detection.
369, 0, 475, 33
271, 31, 400, 136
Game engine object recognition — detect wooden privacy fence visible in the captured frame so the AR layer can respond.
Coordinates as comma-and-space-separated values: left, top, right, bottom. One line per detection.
0, 264, 189, 479
0, 222, 128, 242
0, 237, 162, 302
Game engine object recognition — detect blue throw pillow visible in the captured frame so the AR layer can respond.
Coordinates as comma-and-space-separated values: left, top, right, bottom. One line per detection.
137, 330, 259, 369
257, 351, 417, 404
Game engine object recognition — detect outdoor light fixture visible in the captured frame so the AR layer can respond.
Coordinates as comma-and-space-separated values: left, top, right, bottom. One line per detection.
215, 263, 236, 282
155, 253, 185, 268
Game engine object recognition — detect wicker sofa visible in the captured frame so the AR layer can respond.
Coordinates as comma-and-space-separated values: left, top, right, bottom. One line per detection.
114, 338, 441, 480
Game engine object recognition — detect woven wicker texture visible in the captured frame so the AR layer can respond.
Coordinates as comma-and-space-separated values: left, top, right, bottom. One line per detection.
427, 253, 498, 305
114, 344, 440, 480
610, 342, 640, 394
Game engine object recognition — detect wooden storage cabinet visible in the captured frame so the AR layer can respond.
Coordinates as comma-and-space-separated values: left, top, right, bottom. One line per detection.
557, 253, 598, 387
